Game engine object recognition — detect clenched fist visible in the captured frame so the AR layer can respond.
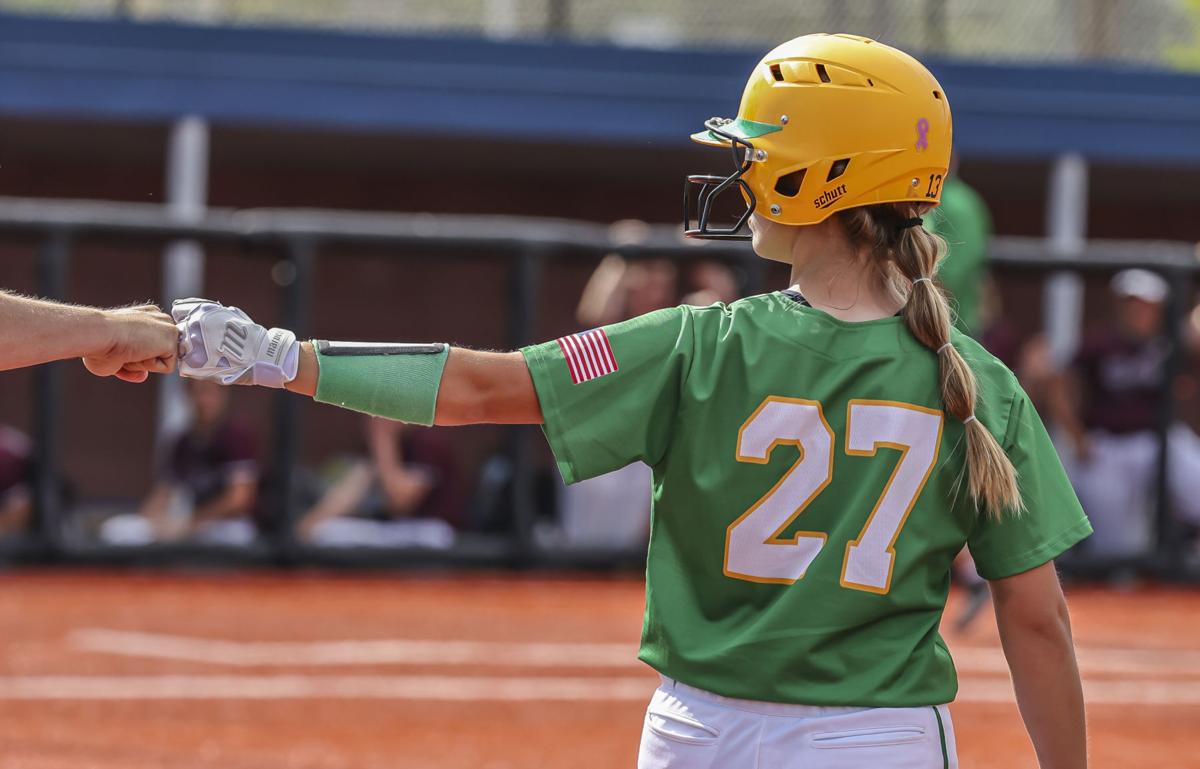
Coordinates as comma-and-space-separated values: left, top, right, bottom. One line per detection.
82, 305, 180, 383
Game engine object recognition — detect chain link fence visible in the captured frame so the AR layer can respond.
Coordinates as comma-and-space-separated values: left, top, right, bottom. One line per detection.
2, 0, 1199, 69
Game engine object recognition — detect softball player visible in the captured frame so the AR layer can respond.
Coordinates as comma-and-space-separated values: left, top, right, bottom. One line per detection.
174, 34, 1090, 769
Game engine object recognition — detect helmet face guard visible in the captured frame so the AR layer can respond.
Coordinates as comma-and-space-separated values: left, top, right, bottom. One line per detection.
683, 119, 758, 241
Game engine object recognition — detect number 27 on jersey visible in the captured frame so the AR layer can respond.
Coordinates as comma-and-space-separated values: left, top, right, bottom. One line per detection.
726, 397, 943, 595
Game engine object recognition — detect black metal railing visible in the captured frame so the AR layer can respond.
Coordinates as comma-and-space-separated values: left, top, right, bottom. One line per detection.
0, 196, 1196, 579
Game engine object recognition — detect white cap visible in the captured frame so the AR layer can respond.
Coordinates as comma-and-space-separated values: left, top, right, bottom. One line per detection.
1111, 269, 1168, 303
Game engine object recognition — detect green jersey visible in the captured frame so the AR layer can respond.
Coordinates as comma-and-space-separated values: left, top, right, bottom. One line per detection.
522, 292, 1090, 707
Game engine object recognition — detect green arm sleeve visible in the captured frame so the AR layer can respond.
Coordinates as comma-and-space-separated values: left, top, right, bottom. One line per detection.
313, 342, 449, 426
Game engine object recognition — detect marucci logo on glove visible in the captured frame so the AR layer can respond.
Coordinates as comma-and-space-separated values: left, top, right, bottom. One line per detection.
219, 323, 249, 359
556, 329, 618, 385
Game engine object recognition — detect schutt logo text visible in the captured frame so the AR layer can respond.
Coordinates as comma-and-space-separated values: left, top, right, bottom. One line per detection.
814, 184, 847, 209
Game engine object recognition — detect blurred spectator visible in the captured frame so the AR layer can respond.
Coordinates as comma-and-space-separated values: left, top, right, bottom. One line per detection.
535, 254, 683, 551
298, 417, 460, 549
577, 254, 678, 327
977, 277, 1021, 368
682, 260, 739, 306
100, 380, 259, 546
928, 165, 991, 336
976, 278, 1059, 406
926, 164, 1055, 407
0, 426, 31, 539
1048, 269, 1200, 557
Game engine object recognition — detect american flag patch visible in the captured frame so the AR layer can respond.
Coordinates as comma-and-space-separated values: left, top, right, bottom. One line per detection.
556, 328, 618, 385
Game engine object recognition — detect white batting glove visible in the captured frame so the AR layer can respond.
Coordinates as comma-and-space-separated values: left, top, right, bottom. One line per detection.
172, 298, 299, 388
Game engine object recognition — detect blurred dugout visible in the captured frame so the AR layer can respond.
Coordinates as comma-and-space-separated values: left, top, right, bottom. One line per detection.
99, 380, 261, 547
1050, 270, 1200, 558
0, 3, 1199, 576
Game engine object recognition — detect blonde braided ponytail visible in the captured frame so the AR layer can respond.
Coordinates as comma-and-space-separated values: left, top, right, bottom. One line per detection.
839, 203, 1022, 518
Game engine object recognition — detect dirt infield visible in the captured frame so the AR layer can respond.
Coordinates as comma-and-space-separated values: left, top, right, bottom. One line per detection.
0, 572, 1195, 769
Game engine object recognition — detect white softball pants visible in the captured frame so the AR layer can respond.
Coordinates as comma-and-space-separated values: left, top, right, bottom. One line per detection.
638, 677, 957, 769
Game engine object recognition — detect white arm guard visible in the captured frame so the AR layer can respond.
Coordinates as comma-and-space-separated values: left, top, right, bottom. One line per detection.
172, 298, 299, 388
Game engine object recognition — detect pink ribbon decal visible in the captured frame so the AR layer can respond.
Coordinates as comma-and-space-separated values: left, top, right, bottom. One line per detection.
915, 118, 930, 151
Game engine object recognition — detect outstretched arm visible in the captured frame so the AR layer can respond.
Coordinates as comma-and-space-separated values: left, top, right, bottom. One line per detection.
176, 299, 542, 426
286, 341, 542, 425
175, 297, 687, 482
990, 561, 1088, 769
0, 292, 177, 379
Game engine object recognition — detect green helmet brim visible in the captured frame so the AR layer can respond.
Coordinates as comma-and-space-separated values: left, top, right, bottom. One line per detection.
689, 117, 783, 147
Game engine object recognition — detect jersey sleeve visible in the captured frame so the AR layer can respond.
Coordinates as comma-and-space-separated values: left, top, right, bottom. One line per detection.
967, 393, 1093, 580
521, 306, 694, 485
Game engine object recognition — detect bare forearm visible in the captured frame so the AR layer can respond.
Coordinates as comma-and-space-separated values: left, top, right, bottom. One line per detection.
300, 462, 374, 537
138, 484, 172, 519
286, 341, 320, 396
0, 493, 31, 534
192, 482, 255, 525
435, 348, 542, 425
992, 566, 1088, 769
0, 292, 111, 370
375, 470, 430, 515
371, 441, 430, 514
1000, 619, 1087, 768
1047, 373, 1086, 443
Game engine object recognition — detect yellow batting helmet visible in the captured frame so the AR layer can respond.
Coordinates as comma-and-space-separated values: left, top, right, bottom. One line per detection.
684, 33, 952, 239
